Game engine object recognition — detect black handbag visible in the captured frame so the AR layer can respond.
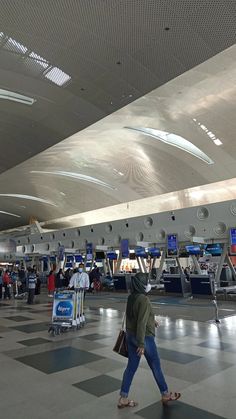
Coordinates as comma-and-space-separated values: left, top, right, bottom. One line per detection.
113, 313, 128, 358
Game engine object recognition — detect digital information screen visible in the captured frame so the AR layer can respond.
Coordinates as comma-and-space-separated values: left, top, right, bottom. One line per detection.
167, 234, 179, 257
86, 243, 93, 261
148, 247, 161, 257
135, 246, 147, 258
121, 239, 129, 258
230, 228, 236, 245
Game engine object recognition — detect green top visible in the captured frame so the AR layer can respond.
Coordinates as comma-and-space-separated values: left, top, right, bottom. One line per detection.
126, 293, 155, 348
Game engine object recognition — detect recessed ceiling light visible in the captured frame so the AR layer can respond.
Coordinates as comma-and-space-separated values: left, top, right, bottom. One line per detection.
29, 52, 49, 69
0, 89, 36, 105
44, 67, 71, 86
125, 126, 214, 165
4, 37, 27, 54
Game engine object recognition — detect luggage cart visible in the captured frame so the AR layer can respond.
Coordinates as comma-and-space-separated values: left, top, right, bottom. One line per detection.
48, 289, 85, 336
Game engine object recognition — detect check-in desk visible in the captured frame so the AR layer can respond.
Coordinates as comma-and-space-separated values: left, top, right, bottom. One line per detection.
189, 274, 214, 296
113, 274, 135, 291
162, 274, 191, 296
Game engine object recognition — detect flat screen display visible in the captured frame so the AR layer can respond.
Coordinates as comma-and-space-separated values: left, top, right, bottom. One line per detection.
148, 247, 161, 257
86, 243, 93, 261
65, 262, 73, 268
205, 243, 222, 256
230, 228, 236, 245
107, 252, 117, 260
95, 251, 105, 260
66, 255, 74, 262
185, 245, 201, 255
135, 246, 147, 258
121, 239, 129, 258
129, 253, 136, 260
75, 254, 83, 263
167, 234, 178, 257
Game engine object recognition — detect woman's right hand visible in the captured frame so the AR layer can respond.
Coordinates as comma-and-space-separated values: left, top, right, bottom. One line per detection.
136, 347, 145, 356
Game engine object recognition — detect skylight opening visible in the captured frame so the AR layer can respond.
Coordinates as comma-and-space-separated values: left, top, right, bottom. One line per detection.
44, 67, 71, 86
29, 51, 49, 69
213, 139, 223, 146
4, 37, 27, 54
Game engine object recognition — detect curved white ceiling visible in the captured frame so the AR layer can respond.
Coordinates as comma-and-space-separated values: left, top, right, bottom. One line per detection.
0, 1, 235, 231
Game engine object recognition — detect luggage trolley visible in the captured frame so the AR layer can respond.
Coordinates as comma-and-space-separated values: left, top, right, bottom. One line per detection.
48, 289, 85, 336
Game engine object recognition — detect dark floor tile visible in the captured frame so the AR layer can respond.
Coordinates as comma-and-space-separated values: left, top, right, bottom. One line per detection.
73, 374, 121, 396
198, 340, 233, 351
136, 401, 226, 419
85, 318, 99, 324
18, 337, 51, 346
81, 333, 111, 341
11, 322, 48, 333
16, 347, 104, 374
5, 316, 33, 322
158, 348, 202, 364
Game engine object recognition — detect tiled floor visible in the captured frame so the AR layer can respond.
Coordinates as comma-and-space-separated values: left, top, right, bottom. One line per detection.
1, 291, 236, 419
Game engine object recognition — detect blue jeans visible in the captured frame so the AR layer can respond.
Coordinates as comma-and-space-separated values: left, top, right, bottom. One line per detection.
120, 332, 168, 397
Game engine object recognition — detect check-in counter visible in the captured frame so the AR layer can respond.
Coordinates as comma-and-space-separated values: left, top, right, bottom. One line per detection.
162, 274, 191, 296
113, 274, 135, 291
189, 274, 214, 296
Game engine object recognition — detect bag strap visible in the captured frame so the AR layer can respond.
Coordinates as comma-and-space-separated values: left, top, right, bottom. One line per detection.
121, 311, 126, 331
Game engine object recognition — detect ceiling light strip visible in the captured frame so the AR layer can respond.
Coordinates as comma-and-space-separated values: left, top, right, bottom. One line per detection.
125, 126, 214, 165
30, 170, 116, 190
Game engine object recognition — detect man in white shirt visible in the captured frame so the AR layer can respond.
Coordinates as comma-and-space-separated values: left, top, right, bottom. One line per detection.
69, 264, 89, 292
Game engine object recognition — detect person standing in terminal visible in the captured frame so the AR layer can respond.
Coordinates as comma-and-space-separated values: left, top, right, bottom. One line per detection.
118, 273, 181, 408
0, 269, 3, 299
27, 268, 37, 304
3, 270, 12, 300
47, 270, 55, 297
69, 264, 89, 294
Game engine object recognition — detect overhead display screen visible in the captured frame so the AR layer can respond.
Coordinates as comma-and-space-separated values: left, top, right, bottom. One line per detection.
121, 239, 129, 258
205, 243, 222, 256
135, 246, 147, 258
148, 247, 161, 257
167, 234, 178, 257
229, 228, 236, 245
86, 243, 93, 261
107, 252, 117, 260
185, 245, 201, 255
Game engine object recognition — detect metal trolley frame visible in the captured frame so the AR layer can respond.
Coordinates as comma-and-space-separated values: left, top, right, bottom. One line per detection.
48, 289, 85, 336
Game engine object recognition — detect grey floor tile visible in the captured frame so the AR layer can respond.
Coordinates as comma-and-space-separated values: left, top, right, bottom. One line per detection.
198, 340, 234, 351
5, 316, 33, 322
136, 401, 226, 419
18, 337, 51, 346
73, 374, 121, 396
16, 346, 104, 374
80, 333, 112, 341
10, 322, 48, 333
160, 357, 233, 384
158, 347, 202, 364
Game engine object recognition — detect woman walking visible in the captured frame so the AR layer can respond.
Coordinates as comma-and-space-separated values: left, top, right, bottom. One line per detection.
118, 273, 181, 408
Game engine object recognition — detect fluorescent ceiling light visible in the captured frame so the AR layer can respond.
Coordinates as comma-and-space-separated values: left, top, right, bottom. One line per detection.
125, 127, 214, 165
0, 210, 20, 218
29, 52, 49, 69
0, 194, 57, 206
0, 89, 36, 105
30, 170, 116, 190
5, 37, 27, 54
44, 67, 71, 86
213, 139, 223, 146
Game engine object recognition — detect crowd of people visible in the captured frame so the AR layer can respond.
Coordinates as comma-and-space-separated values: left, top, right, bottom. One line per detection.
0, 265, 40, 304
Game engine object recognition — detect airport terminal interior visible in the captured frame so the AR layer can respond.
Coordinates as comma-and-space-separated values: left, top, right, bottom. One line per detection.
0, 1, 236, 418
